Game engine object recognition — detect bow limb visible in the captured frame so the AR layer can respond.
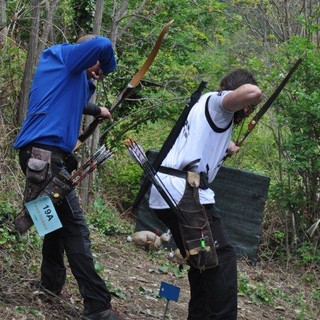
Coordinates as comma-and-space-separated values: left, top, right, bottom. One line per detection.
108, 20, 174, 114
74, 20, 174, 151
236, 52, 306, 147
128, 19, 174, 88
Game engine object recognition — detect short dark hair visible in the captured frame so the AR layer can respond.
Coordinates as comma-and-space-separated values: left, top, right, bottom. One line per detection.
220, 69, 259, 125
220, 69, 258, 91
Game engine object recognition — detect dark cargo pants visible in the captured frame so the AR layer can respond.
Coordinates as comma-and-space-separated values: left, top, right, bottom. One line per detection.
154, 204, 237, 320
19, 146, 111, 314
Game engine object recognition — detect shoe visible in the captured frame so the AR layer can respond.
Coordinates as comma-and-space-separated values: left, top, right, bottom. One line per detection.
82, 308, 125, 320
32, 286, 70, 303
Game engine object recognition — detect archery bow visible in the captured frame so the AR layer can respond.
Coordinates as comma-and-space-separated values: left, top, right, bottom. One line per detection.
236, 52, 305, 147
74, 20, 174, 151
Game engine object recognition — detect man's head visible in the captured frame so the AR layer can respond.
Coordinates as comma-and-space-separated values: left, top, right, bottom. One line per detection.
76, 34, 104, 80
76, 34, 97, 44
220, 69, 259, 125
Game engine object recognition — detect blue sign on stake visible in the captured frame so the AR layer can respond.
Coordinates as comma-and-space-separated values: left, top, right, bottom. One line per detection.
159, 281, 180, 302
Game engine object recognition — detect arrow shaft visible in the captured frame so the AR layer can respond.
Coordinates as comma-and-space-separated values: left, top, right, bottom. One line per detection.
125, 139, 189, 225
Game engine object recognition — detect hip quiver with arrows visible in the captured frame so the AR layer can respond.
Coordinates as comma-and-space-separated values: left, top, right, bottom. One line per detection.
177, 171, 218, 271
15, 147, 74, 233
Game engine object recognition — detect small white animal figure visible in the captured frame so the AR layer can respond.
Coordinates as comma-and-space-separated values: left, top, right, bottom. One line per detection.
131, 230, 171, 251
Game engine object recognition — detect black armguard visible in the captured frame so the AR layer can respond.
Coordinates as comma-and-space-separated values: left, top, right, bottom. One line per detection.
83, 102, 101, 116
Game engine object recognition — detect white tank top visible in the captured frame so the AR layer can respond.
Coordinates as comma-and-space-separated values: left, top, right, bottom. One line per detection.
149, 91, 234, 209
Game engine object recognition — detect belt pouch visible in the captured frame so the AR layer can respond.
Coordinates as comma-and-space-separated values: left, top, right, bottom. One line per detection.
24, 147, 52, 202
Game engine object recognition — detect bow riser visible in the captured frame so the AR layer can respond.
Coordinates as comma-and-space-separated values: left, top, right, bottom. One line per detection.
75, 20, 174, 151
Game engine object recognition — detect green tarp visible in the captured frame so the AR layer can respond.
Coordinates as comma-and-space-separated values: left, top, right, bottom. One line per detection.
210, 166, 270, 263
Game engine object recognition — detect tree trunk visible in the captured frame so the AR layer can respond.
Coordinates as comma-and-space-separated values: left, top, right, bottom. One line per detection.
90, 0, 104, 154
16, 0, 41, 125
110, 0, 147, 49
78, 0, 148, 207
36, 0, 59, 57
0, 0, 7, 48
80, 0, 148, 206
79, 0, 104, 207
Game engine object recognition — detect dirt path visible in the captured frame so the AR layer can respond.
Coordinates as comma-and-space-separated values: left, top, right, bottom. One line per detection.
0, 232, 319, 319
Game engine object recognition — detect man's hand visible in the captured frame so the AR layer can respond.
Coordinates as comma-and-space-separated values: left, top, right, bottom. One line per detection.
99, 107, 112, 121
87, 61, 104, 81
91, 69, 104, 81
227, 141, 240, 155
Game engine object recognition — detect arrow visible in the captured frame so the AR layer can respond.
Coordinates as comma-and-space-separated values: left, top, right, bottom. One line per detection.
124, 138, 189, 225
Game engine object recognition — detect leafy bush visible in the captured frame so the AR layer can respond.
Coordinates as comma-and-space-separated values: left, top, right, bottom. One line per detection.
87, 198, 133, 235
295, 242, 320, 265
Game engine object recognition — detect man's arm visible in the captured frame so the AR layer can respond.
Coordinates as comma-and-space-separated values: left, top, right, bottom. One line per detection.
62, 36, 116, 75
83, 102, 112, 121
222, 84, 262, 112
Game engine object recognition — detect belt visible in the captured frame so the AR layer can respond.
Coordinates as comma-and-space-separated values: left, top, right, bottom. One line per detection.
22, 143, 70, 162
159, 166, 209, 190
158, 166, 187, 179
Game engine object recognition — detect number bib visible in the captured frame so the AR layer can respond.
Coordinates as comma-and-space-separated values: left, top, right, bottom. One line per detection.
24, 196, 62, 236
